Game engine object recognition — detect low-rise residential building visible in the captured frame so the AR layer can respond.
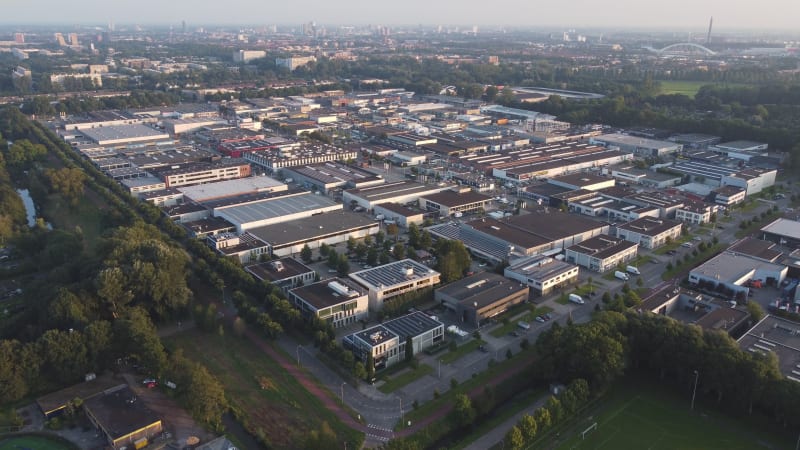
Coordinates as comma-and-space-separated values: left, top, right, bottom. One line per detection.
246, 258, 316, 292
342, 311, 445, 370
504, 255, 580, 296
565, 234, 639, 272
289, 278, 368, 328
349, 259, 441, 311
615, 217, 682, 249
435, 272, 529, 325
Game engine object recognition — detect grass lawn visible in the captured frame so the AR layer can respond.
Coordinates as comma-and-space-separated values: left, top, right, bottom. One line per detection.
378, 364, 434, 393
553, 380, 789, 450
735, 212, 781, 238
0, 434, 78, 450
164, 329, 361, 450
657, 80, 745, 98
440, 339, 486, 364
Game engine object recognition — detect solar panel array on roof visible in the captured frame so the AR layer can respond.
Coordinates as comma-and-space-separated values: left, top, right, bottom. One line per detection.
351, 259, 438, 289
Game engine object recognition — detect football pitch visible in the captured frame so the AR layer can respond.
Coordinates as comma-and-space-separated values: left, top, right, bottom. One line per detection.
555, 384, 779, 450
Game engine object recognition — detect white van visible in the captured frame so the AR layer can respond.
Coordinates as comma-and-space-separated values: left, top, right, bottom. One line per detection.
626, 265, 640, 276
614, 271, 630, 281
568, 294, 585, 305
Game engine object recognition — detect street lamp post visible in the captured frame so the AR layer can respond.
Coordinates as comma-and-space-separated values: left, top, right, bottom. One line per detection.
399, 396, 403, 424
691, 370, 700, 411
438, 359, 441, 379
341, 382, 346, 404
296, 345, 301, 366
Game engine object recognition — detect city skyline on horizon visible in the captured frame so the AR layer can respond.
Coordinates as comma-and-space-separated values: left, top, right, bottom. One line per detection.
1, 0, 799, 32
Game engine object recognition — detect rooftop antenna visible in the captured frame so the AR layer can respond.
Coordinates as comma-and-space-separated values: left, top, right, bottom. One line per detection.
706, 17, 713, 45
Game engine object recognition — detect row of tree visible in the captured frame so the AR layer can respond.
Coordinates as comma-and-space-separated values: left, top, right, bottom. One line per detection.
505, 379, 590, 449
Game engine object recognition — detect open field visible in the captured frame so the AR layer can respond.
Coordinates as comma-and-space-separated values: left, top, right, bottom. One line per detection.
43, 189, 108, 253
165, 329, 360, 450
0, 434, 78, 450
554, 382, 785, 450
657, 80, 746, 98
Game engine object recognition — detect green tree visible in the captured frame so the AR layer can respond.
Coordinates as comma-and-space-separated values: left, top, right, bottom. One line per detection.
435, 240, 472, 282
505, 425, 525, 450
300, 244, 313, 263
405, 336, 414, 362
393, 242, 406, 260
347, 236, 357, 253
408, 222, 421, 249
534, 407, 552, 430
327, 250, 339, 268
367, 247, 378, 266
44, 167, 86, 206
452, 393, 476, 427
0, 340, 28, 403
380, 251, 391, 265
386, 223, 400, 241
746, 301, 765, 322
519, 413, 537, 443
337, 255, 350, 277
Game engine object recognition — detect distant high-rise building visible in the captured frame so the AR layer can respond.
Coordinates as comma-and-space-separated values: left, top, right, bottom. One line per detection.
54, 33, 66, 46
182, 20, 187, 34
14, 33, 24, 44
69, 33, 79, 46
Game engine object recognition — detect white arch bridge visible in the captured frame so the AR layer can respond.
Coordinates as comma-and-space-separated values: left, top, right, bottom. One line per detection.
651, 43, 716, 56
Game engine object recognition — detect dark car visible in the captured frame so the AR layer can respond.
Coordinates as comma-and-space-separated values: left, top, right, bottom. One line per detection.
478, 345, 489, 353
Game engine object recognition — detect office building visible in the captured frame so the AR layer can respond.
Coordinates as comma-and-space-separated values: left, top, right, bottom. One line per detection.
246, 258, 316, 292
504, 255, 580, 296
435, 272, 529, 325
289, 278, 368, 328
565, 235, 639, 273
615, 217, 682, 249
349, 259, 441, 311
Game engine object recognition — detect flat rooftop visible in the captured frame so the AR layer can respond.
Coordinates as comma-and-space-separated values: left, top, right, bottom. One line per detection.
375, 202, 425, 217
691, 252, 785, 284
80, 124, 169, 143
36, 376, 123, 416
248, 211, 377, 247
738, 315, 800, 380
716, 140, 767, 150
382, 311, 443, 340
178, 176, 285, 202
567, 234, 638, 260
350, 259, 439, 290
671, 161, 737, 180
83, 385, 160, 441
729, 238, 783, 262
694, 306, 749, 332
420, 190, 492, 207
290, 278, 367, 310
474, 211, 608, 243
354, 324, 396, 347
286, 162, 381, 185
437, 272, 528, 309
246, 257, 315, 283
594, 133, 679, 150
762, 218, 800, 240
617, 217, 681, 237
346, 180, 453, 203
548, 172, 610, 188
506, 255, 577, 280
215, 192, 340, 225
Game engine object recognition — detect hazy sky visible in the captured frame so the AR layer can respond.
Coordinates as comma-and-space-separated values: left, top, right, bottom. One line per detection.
2, 0, 798, 30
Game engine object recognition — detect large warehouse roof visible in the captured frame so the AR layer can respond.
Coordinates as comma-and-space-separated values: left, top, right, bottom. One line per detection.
80, 124, 169, 144
215, 192, 340, 225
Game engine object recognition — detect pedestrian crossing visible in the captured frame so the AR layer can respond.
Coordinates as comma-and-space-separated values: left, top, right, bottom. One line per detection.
366, 424, 394, 442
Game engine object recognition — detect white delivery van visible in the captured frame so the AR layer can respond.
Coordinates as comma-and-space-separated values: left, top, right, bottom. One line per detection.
568, 294, 585, 305
614, 271, 630, 281
626, 265, 640, 275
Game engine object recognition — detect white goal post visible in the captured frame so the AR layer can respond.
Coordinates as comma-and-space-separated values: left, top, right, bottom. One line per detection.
581, 422, 598, 440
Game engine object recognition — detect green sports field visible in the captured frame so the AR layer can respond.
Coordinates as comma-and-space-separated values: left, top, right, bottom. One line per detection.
555, 382, 785, 450
0, 434, 78, 450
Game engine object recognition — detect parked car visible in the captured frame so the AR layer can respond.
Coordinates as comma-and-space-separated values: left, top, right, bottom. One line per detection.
544, 313, 553, 321
681, 242, 692, 248
535, 316, 545, 323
